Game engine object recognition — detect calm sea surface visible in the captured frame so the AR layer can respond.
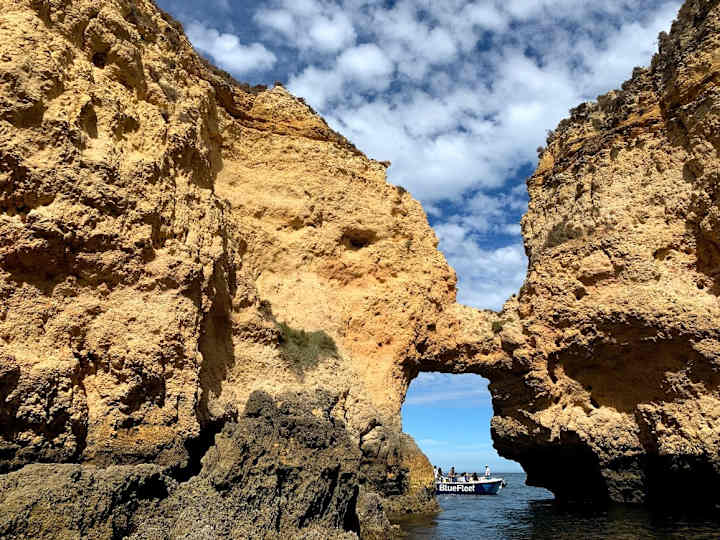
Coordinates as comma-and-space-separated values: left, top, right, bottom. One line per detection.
395, 473, 720, 539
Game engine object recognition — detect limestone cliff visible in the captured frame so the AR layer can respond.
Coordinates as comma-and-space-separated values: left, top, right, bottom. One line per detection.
3, 0, 720, 537
483, 0, 720, 506
0, 0, 463, 536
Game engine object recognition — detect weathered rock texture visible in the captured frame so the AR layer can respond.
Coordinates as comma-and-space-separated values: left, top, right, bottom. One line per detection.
486, 0, 720, 506
3, 0, 720, 536
0, 391, 364, 539
0, 0, 457, 536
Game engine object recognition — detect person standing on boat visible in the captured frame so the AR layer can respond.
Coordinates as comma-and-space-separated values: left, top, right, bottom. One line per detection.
472, 472, 479, 481
484, 465, 491, 478
449, 466, 456, 481
437, 467, 443, 481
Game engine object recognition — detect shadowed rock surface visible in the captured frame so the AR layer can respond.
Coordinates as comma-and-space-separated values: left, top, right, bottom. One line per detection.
0, 464, 171, 539
0, 391, 369, 539
132, 391, 365, 540
2, 0, 720, 537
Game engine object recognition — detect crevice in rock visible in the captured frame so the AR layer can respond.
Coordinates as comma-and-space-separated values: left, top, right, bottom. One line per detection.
196, 256, 237, 427
91, 51, 107, 68
173, 417, 226, 483
341, 228, 377, 250
342, 486, 361, 534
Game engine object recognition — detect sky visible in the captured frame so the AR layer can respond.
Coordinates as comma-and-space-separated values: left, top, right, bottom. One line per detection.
157, 0, 682, 474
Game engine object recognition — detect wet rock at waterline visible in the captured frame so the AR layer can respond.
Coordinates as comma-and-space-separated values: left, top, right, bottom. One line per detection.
2, 0, 720, 537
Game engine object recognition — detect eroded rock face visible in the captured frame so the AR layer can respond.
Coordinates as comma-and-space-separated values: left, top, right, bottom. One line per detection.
3, 0, 720, 535
0, 464, 171, 539
0, 391, 365, 539
486, 0, 720, 506
134, 390, 364, 540
0, 0, 453, 535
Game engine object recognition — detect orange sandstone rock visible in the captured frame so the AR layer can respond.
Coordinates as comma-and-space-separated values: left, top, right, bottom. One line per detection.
0, 0, 457, 522
495, 0, 720, 505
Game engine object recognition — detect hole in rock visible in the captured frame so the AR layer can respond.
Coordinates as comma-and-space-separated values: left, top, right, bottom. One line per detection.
92, 52, 107, 68
341, 229, 376, 250
402, 373, 523, 478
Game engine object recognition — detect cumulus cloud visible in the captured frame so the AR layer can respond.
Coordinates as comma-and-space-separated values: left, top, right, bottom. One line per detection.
308, 14, 356, 52
255, 9, 295, 37
254, 1, 356, 54
406, 373, 491, 406
337, 44, 394, 88
287, 67, 344, 110
186, 22, 276, 75
164, 0, 682, 311
284, 1, 680, 204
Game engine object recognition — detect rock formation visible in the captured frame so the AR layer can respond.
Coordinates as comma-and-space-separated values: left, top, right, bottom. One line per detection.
0, 0, 452, 536
2, 0, 720, 537
483, 0, 720, 506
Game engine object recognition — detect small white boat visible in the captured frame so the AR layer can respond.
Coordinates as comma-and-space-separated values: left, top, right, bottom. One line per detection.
435, 476, 506, 495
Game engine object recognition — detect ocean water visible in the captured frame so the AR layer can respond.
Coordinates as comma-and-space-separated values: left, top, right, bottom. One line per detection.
395, 473, 720, 539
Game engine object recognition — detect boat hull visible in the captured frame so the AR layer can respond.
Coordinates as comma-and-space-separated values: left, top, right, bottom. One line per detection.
435, 479, 503, 495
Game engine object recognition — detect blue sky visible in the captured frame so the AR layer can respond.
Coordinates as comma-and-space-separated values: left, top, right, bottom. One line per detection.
402, 373, 520, 472
157, 0, 681, 474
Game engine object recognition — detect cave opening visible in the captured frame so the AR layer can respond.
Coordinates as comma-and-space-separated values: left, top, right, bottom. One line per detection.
401, 372, 522, 476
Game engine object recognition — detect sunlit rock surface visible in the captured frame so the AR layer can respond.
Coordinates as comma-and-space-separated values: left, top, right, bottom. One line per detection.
489, 0, 720, 506
2, 0, 720, 537
0, 0, 463, 536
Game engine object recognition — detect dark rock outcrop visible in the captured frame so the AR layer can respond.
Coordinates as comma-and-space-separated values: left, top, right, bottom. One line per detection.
0, 464, 172, 539
0, 391, 379, 539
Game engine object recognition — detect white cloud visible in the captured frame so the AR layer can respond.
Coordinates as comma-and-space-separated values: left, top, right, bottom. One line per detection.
460, 3, 508, 32
285, 1, 681, 207
186, 22, 276, 75
405, 388, 491, 405
254, 9, 295, 38
434, 227, 527, 311
255, 2, 356, 54
418, 27, 458, 63
287, 0, 322, 17
337, 44, 394, 88
406, 373, 491, 405
178, 0, 683, 311
309, 14, 356, 52
288, 67, 344, 109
